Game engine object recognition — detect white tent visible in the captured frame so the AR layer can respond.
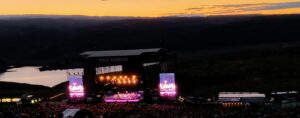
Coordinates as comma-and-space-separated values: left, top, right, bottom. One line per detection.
62, 109, 80, 118
218, 92, 266, 105
219, 92, 265, 98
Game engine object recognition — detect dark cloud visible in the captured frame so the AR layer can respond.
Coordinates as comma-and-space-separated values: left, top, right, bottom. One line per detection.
183, 1, 300, 15
243, 1, 300, 11
185, 8, 204, 11
185, 3, 270, 11
162, 12, 203, 17
218, 3, 270, 8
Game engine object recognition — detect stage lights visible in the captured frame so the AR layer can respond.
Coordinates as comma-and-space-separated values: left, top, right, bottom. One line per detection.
100, 76, 104, 81
133, 80, 136, 84
99, 74, 138, 85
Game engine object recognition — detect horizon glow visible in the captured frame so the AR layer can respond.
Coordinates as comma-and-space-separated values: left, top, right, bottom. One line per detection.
0, 67, 83, 87
0, 0, 300, 17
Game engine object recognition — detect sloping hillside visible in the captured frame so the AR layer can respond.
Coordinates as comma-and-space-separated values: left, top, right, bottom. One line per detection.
176, 45, 300, 96
0, 81, 57, 97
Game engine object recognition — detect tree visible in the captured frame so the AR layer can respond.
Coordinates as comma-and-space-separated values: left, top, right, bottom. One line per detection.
0, 59, 8, 72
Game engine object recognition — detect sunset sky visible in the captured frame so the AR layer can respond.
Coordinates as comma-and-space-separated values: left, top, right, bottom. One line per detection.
1, 0, 300, 17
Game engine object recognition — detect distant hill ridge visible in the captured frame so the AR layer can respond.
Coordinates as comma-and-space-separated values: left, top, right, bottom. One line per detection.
1, 14, 300, 65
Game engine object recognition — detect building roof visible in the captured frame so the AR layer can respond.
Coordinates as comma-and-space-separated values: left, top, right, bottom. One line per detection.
218, 92, 266, 98
81, 48, 162, 58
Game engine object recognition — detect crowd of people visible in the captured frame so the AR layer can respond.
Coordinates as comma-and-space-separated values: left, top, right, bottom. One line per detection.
1, 102, 300, 118
104, 92, 141, 101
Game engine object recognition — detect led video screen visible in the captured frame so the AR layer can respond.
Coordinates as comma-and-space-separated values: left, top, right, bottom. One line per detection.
159, 73, 176, 97
68, 75, 84, 98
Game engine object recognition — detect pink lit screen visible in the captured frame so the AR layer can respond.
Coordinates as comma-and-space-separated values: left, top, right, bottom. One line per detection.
159, 73, 176, 97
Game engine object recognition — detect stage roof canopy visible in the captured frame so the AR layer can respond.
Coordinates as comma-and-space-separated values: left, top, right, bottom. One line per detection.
81, 48, 162, 58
